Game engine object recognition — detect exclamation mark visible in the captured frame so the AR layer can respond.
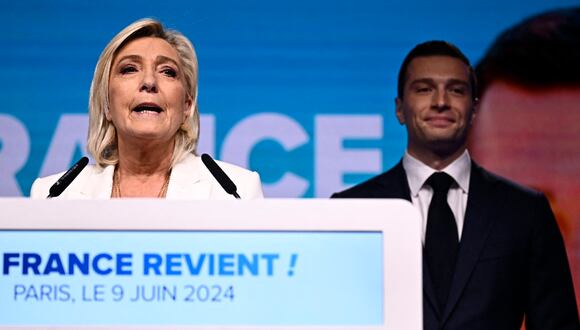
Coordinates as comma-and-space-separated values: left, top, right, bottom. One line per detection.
287, 254, 298, 276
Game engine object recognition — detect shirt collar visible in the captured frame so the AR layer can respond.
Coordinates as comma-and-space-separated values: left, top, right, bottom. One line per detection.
402, 150, 471, 197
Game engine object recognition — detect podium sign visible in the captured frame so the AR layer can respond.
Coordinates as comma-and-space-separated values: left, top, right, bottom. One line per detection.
0, 199, 421, 329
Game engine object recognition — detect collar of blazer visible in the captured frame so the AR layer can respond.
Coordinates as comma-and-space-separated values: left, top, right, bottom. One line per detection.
78, 154, 211, 199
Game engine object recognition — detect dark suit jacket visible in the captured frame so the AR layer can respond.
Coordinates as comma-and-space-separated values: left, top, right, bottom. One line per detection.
332, 161, 579, 330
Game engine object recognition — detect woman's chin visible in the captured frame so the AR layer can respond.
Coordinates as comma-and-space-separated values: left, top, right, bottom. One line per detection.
120, 128, 174, 145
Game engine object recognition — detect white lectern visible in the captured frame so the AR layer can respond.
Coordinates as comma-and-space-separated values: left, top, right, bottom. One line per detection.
0, 198, 421, 329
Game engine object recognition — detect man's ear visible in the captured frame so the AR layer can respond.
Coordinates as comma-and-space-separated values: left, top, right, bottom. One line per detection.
395, 97, 405, 125
470, 97, 479, 125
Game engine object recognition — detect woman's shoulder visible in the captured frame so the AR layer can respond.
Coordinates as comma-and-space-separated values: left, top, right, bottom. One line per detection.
30, 172, 65, 199
214, 159, 259, 177
180, 154, 264, 199
178, 153, 259, 177
29, 164, 106, 199
212, 159, 263, 199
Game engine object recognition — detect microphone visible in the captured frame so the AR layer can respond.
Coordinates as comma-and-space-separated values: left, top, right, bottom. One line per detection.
47, 157, 89, 198
201, 153, 241, 199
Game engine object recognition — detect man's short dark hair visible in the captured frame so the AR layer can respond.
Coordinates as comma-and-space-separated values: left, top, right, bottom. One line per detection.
476, 8, 580, 98
397, 40, 477, 101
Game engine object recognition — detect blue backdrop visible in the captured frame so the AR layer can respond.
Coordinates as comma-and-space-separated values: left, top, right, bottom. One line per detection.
1, 0, 576, 197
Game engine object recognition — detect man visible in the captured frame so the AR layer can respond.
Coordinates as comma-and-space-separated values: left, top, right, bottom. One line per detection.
471, 8, 580, 306
332, 41, 579, 329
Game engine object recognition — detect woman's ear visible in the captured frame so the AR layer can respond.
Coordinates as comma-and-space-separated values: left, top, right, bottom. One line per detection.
184, 96, 193, 122
105, 106, 111, 121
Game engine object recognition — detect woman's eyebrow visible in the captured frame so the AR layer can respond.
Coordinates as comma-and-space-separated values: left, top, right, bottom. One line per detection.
115, 54, 142, 64
155, 55, 179, 67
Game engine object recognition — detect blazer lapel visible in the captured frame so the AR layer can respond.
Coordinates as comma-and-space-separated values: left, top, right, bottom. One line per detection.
75, 155, 212, 199
440, 162, 499, 324
377, 161, 412, 201
423, 252, 442, 317
79, 165, 115, 199
166, 154, 211, 199
381, 162, 441, 316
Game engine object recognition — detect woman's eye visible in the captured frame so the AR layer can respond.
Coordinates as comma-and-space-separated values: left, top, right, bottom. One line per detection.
120, 66, 137, 74
161, 67, 177, 78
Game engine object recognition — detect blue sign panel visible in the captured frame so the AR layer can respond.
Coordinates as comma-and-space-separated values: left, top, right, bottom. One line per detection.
1, 230, 383, 326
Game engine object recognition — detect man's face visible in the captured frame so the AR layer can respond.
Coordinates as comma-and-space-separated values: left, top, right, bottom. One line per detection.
396, 55, 476, 159
470, 80, 580, 237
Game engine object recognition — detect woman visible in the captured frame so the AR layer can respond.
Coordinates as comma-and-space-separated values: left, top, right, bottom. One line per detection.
31, 18, 263, 199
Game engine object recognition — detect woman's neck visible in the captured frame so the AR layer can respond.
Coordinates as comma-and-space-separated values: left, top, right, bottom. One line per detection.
112, 139, 174, 198
116, 138, 174, 177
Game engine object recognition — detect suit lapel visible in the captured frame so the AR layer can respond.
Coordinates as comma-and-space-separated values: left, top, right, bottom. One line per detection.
440, 162, 499, 324
381, 162, 441, 316
377, 161, 412, 201
423, 253, 442, 317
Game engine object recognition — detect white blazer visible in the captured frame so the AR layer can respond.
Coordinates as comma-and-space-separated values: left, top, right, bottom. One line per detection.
30, 154, 264, 200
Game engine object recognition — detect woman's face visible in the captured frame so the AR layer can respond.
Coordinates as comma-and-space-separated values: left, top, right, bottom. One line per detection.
107, 37, 192, 146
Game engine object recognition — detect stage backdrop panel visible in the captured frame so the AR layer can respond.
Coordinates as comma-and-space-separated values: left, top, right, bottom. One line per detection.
0, 0, 575, 198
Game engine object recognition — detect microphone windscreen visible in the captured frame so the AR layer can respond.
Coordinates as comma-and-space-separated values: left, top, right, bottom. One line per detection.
201, 153, 238, 195
48, 156, 89, 198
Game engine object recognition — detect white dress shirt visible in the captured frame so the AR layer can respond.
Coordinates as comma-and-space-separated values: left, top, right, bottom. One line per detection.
402, 150, 471, 243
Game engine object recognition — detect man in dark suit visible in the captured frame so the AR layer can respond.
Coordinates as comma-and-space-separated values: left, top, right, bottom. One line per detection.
332, 41, 579, 329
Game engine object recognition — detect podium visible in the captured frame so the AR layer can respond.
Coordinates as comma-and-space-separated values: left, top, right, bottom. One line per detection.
0, 198, 422, 329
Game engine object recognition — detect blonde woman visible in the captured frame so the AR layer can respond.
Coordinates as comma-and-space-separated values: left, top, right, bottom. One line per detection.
31, 18, 263, 199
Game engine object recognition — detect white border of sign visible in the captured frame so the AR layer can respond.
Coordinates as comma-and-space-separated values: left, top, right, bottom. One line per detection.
0, 198, 422, 330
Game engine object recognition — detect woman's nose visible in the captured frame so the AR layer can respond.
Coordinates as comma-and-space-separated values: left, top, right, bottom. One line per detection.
140, 70, 158, 93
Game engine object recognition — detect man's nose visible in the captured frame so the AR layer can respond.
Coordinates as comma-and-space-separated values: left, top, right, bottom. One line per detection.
431, 89, 450, 111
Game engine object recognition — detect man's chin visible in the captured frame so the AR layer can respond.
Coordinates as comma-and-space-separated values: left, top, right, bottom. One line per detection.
427, 138, 466, 155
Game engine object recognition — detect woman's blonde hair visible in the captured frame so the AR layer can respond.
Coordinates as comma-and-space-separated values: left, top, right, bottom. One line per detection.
87, 18, 199, 167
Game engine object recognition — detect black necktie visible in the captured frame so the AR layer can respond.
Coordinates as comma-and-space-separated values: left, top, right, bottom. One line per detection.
425, 172, 458, 311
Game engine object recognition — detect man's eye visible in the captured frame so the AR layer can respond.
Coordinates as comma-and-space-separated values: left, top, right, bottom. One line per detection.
450, 87, 466, 95
161, 68, 177, 78
416, 87, 431, 93
120, 66, 137, 74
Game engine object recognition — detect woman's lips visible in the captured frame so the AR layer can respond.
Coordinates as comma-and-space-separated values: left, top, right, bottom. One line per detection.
132, 102, 163, 113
